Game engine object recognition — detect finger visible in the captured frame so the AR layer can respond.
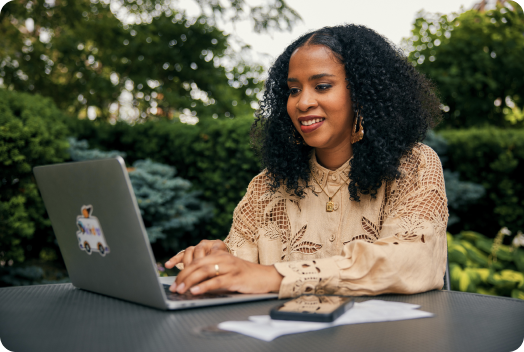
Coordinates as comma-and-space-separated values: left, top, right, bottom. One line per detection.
177, 262, 231, 294
175, 252, 231, 286
182, 246, 196, 268
189, 275, 230, 295
193, 241, 211, 260
165, 250, 186, 269
175, 253, 235, 292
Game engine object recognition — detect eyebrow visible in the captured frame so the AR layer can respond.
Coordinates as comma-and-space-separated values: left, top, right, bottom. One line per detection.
287, 73, 336, 82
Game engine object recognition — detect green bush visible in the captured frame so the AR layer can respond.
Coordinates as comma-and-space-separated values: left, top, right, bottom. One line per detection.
70, 117, 260, 242
447, 230, 524, 300
0, 89, 69, 264
439, 128, 524, 236
424, 131, 485, 226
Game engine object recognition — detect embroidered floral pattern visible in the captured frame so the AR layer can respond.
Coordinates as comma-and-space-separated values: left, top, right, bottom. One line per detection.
281, 224, 323, 260
261, 221, 282, 240
344, 216, 381, 245
394, 214, 427, 242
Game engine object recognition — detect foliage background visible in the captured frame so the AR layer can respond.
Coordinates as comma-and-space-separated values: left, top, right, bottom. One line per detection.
440, 128, 524, 235
448, 230, 524, 299
0, 0, 301, 123
1, 0, 524, 300
0, 89, 69, 264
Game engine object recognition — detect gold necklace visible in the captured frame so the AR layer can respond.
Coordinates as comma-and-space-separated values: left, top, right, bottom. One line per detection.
311, 171, 348, 212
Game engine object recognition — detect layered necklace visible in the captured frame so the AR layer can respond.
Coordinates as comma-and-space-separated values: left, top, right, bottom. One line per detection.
311, 171, 349, 212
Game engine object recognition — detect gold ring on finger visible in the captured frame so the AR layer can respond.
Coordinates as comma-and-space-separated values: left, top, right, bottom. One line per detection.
214, 264, 220, 276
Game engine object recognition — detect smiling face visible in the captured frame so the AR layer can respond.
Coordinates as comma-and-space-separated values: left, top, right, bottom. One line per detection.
287, 45, 354, 154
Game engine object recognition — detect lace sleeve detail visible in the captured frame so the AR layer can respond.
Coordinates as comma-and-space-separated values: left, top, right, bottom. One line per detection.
381, 143, 449, 241
274, 144, 449, 298
223, 172, 270, 263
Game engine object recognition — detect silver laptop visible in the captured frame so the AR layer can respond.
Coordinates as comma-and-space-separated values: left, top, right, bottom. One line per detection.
33, 157, 277, 310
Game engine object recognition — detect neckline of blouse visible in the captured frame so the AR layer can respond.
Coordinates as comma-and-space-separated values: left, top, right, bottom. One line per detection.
309, 151, 352, 188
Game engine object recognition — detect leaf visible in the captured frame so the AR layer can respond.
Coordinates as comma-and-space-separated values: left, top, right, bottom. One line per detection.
361, 216, 379, 239
291, 224, 307, 247
511, 289, 524, 300
291, 241, 322, 254
459, 269, 475, 293
513, 248, 524, 273
343, 235, 375, 245
448, 243, 468, 265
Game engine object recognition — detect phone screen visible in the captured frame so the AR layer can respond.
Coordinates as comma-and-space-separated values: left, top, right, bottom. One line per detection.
275, 295, 353, 314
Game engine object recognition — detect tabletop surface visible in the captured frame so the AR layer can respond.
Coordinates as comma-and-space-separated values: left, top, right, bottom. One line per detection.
0, 283, 523, 352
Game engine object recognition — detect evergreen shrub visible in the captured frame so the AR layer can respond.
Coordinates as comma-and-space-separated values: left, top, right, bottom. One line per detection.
68, 138, 213, 256
439, 128, 524, 236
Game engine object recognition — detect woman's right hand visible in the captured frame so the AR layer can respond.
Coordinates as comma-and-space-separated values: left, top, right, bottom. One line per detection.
164, 239, 229, 270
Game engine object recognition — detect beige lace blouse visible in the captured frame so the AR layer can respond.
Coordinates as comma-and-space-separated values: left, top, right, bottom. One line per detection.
224, 143, 449, 298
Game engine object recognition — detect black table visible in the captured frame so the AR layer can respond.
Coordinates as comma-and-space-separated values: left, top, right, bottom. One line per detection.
1, 284, 523, 352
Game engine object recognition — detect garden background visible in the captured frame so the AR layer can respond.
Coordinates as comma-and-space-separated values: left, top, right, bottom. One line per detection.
1, 0, 524, 299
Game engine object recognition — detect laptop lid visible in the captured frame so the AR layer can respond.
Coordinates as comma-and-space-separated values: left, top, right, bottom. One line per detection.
34, 157, 168, 309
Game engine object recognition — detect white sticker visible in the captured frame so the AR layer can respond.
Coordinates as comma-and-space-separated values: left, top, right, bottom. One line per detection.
76, 205, 110, 256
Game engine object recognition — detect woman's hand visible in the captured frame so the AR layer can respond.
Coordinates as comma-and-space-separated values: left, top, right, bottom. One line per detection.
169, 252, 283, 295
164, 239, 228, 270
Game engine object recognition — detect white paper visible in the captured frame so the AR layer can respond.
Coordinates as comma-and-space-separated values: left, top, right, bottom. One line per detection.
218, 300, 434, 341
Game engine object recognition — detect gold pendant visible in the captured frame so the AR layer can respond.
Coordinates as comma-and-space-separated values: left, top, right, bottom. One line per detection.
326, 200, 334, 212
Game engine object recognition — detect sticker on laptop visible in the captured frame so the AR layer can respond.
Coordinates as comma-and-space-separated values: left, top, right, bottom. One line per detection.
76, 205, 110, 256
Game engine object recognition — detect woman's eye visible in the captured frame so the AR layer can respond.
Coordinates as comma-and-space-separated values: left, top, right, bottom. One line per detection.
316, 84, 332, 91
288, 88, 300, 95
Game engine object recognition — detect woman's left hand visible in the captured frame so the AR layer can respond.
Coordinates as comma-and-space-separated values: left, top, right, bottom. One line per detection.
169, 252, 283, 295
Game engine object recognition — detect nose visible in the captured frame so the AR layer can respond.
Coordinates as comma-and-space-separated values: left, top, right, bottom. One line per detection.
296, 90, 318, 112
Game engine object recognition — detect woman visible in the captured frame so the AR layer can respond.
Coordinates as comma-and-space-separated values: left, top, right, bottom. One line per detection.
165, 25, 448, 298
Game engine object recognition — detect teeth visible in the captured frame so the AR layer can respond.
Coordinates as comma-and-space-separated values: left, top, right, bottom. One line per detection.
301, 118, 324, 126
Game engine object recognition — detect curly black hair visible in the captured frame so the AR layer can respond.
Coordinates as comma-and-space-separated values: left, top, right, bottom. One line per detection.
252, 24, 442, 201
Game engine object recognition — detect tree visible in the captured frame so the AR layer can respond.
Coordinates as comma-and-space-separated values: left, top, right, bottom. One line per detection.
401, 1, 524, 128
0, 0, 300, 122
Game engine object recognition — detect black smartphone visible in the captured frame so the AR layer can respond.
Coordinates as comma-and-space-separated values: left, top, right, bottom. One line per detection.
270, 295, 355, 323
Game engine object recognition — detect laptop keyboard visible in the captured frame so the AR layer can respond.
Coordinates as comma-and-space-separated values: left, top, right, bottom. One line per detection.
163, 284, 230, 301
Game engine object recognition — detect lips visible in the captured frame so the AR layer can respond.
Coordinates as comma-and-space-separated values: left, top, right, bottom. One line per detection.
298, 116, 325, 133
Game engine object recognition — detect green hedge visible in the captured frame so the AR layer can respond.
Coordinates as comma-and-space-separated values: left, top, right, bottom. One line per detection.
0, 89, 69, 264
74, 122, 524, 241
439, 128, 524, 236
71, 117, 261, 241
3, 89, 523, 262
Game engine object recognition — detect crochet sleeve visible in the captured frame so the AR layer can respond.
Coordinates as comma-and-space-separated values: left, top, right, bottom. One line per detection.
223, 173, 269, 263
273, 145, 449, 298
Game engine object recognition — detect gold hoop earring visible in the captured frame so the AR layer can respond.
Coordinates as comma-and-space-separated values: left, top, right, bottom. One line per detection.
351, 111, 364, 144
